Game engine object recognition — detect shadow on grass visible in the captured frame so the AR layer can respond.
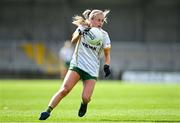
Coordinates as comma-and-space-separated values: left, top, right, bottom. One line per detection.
100, 119, 180, 122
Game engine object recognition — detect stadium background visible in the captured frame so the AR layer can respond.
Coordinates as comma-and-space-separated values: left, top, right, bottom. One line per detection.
0, 0, 180, 81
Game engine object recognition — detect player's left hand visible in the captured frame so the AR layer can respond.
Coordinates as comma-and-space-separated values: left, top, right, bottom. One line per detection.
78, 27, 91, 35
104, 64, 111, 77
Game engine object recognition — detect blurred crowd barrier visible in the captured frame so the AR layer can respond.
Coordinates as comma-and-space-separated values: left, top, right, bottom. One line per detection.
0, 40, 180, 81
122, 71, 180, 83
110, 42, 180, 80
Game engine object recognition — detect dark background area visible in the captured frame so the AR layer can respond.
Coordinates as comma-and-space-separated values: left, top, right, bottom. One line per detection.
0, 0, 180, 80
0, 0, 179, 42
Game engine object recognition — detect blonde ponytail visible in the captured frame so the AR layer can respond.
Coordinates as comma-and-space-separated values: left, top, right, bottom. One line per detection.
72, 9, 91, 26
82, 9, 91, 19
103, 9, 110, 23
72, 9, 110, 26
72, 16, 86, 26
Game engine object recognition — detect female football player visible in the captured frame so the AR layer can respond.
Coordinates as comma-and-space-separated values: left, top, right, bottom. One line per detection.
39, 9, 111, 120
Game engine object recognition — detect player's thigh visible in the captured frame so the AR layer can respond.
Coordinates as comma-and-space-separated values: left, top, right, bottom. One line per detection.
61, 70, 80, 90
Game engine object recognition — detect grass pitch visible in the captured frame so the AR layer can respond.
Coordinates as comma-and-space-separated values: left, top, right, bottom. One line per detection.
0, 79, 180, 123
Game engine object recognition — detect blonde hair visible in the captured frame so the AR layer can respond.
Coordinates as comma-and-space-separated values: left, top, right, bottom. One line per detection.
72, 9, 110, 26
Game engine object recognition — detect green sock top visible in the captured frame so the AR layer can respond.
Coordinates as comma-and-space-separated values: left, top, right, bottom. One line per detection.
46, 106, 53, 113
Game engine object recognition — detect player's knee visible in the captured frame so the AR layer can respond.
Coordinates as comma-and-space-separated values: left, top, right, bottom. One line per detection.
60, 87, 70, 96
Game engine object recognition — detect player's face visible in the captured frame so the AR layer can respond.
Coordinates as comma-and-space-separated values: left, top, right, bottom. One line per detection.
90, 14, 105, 28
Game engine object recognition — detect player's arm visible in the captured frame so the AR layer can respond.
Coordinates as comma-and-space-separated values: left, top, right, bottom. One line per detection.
104, 47, 111, 65
71, 27, 90, 44
103, 45, 111, 77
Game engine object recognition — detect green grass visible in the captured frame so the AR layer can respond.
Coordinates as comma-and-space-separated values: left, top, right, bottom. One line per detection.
0, 80, 180, 123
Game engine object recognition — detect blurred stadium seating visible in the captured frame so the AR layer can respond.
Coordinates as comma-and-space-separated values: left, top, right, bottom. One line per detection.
0, 0, 179, 80
0, 40, 180, 80
0, 40, 62, 78
111, 42, 180, 80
